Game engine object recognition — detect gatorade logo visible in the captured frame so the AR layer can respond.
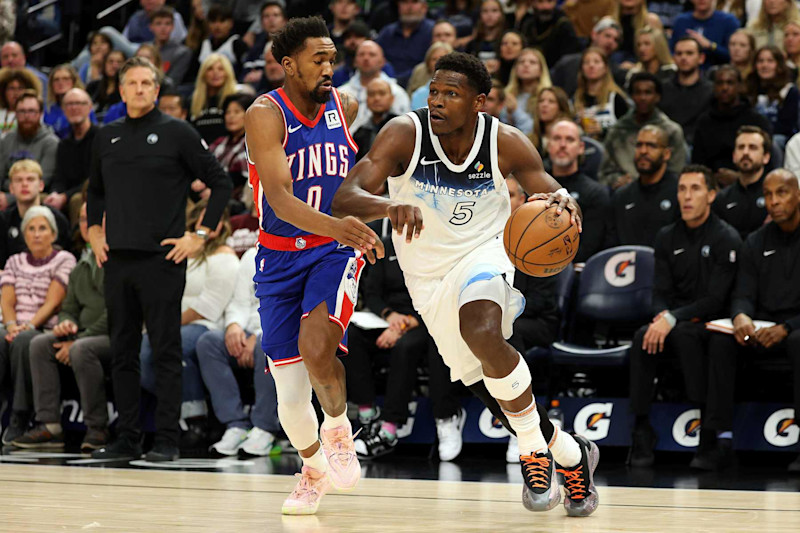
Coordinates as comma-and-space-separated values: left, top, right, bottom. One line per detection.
573, 402, 613, 441
671, 409, 701, 448
603, 251, 636, 287
478, 407, 511, 439
763, 408, 798, 447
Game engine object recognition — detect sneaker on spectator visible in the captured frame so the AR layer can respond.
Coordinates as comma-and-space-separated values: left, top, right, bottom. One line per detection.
627, 424, 657, 467
145, 440, 180, 462
436, 408, 466, 462
506, 434, 519, 464
320, 424, 361, 491
282, 465, 331, 515
1, 411, 31, 446
81, 428, 109, 452
358, 406, 381, 427
180, 416, 208, 450
92, 434, 143, 459
240, 427, 276, 456
690, 438, 735, 471
354, 423, 397, 460
789, 454, 800, 473
210, 427, 249, 456
12, 423, 64, 449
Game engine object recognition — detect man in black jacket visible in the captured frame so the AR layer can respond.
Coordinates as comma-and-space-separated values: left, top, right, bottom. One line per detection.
87, 57, 232, 461
659, 37, 713, 146
627, 165, 741, 468
702, 169, 800, 472
521, 0, 582, 68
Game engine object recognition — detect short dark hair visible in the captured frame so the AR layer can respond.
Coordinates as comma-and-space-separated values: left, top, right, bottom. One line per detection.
261, 0, 286, 18
712, 64, 741, 83
118, 56, 162, 86
16, 89, 43, 112
149, 6, 174, 22
490, 79, 506, 101
674, 36, 702, 54
159, 90, 187, 111
271, 16, 330, 62
680, 164, 716, 191
736, 125, 773, 155
207, 4, 234, 22
433, 52, 492, 96
629, 71, 662, 95
222, 92, 257, 114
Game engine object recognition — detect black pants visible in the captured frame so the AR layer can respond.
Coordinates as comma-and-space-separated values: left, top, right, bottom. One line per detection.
629, 321, 710, 417
467, 381, 554, 442
508, 316, 559, 354
705, 330, 800, 432
344, 325, 461, 423
105, 251, 186, 446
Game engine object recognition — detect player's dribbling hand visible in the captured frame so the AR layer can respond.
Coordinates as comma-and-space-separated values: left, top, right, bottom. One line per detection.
388, 204, 424, 243
332, 216, 385, 264
529, 192, 583, 233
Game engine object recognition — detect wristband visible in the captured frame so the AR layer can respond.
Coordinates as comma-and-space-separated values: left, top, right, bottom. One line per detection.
663, 312, 677, 328
4, 320, 17, 328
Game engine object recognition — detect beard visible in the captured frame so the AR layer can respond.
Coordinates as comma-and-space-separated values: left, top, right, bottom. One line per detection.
736, 158, 763, 174
310, 84, 332, 104
635, 155, 664, 175
551, 155, 575, 168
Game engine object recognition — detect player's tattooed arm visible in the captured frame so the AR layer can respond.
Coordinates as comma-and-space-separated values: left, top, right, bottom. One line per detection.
339, 91, 359, 129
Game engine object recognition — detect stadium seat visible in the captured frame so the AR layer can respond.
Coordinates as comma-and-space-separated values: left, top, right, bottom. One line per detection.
580, 136, 605, 181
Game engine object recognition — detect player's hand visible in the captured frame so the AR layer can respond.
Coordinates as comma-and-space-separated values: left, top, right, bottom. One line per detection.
53, 320, 78, 338
331, 216, 384, 264
376, 327, 401, 349
225, 323, 247, 358
528, 192, 583, 233
88, 225, 109, 268
754, 324, 788, 349
53, 340, 74, 366
733, 313, 756, 346
642, 316, 673, 354
388, 203, 424, 243
162, 231, 205, 263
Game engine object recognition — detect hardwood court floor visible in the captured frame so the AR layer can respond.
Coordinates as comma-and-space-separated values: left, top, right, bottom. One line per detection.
1, 463, 799, 532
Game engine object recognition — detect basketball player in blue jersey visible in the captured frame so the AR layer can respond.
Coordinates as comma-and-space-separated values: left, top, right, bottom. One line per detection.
333, 52, 600, 517
244, 17, 384, 515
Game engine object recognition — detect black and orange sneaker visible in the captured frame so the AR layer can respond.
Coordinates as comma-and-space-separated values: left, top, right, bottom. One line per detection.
520, 449, 561, 512
556, 433, 599, 517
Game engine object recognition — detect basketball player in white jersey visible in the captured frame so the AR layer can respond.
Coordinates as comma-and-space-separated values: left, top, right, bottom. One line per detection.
333, 52, 599, 516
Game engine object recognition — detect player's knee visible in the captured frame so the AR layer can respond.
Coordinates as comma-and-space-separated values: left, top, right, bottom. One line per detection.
459, 319, 502, 356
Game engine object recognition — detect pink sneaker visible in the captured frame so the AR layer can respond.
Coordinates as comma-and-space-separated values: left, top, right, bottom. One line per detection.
321, 425, 361, 492
282, 466, 331, 515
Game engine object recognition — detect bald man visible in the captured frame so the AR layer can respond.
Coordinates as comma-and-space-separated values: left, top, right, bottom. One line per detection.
1, 42, 49, 99
701, 169, 800, 473
339, 40, 410, 133
353, 79, 397, 161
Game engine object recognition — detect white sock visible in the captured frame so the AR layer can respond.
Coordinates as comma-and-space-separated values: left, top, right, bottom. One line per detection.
503, 400, 548, 456
301, 444, 328, 473
548, 426, 581, 468
321, 407, 351, 431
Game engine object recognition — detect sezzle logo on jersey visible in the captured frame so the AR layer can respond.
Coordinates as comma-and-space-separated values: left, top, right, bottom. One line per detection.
468, 160, 491, 180
286, 142, 351, 181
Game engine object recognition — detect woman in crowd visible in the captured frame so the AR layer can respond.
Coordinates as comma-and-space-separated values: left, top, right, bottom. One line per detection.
409, 43, 455, 110
0, 203, 76, 445
43, 64, 85, 139
573, 47, 630, 141
615, 0, 663, 64
530, 86, 573, 154
0, 68, 42, 136
186, 0, 210, 53
79, 32, 113, 84
502, 47, 551, 136
86, 50, 124, 123
139, 200, 238, 449
190, 53, 237, 144
717, 0, 759, 26
747, 0, 800, 50
496, 30, 526, 86
464, 0, 506, 76
783, 19, 800, 84
729, 28, 757, 82
747, 44, 799, 148
624, 26, 676, 89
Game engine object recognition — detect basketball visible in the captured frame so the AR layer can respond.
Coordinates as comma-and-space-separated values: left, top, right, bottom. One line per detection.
503, 200, 579, 277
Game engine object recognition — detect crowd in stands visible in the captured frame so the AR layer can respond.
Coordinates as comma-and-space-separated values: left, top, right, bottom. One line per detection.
0, 0, 799, 473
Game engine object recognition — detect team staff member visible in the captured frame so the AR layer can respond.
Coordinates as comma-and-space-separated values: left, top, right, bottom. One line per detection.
627, 165, 741, 469
87, 57, 232, 461
703, 169, 800, 473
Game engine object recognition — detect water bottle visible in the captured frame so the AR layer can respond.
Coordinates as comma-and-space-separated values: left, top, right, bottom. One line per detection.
547, 399, 564, 430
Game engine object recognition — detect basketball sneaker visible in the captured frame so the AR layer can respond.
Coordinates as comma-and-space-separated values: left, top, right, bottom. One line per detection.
627, 424, 657, 467
282, 466, 331, 515
354, 423, 397, 460
556, 434, 600, 517
209, 427, 249, 456
321, 424, 361, 491
436, 408, 466, 461
506, 434, 519, 464
520, 449, 561, 512
240, 427, 277, 456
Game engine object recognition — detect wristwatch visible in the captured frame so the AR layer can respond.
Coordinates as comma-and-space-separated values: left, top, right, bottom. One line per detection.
195, 229, 209, 241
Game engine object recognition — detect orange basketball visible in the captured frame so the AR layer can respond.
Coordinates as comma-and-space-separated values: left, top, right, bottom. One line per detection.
503, 200, 579, 277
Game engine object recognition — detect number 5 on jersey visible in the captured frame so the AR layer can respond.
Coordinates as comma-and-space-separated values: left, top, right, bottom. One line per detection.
450, 201, 475, 225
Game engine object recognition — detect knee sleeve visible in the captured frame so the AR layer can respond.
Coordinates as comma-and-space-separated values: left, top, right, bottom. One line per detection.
269, 359, 319, 450
482, 354, 532, 401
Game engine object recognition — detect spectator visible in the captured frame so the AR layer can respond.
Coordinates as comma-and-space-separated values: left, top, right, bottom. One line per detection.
519, 0, 581, 68
716, 0, 760, 26
614, 0, 664, 64
254, 41, 286, 94
226, 204, 259, 258
562, 0, 617, 39
376, 0, 435, 87
331, 20, 380, 87
747, 0, 799, 50
190, 53, 238, 144
0, 68, 42, 137
242, 0, 287, 50
329, 0, 363, 54
729, 28, 756, 81
702, 169, 800, 473
0, 206, 76, 445
78, 32, 113, 85
506, 0, 534, 32
600, 72, 687, 189
464, 0, 506, 77
713, 126, 772, 238
123, 0, 188, 45
340, 41, 410, 134
546, 120, 610, 263
354, 78, 398, 161
482, 79, 506, 118
431, 0, 478, 38
624, 25, 677, 88
407, 42, 454, 102
86, 50, 125, 123
157, 90, 188, 120
609, 125, 681, 246
197, 246, 281, 456
573, 47, 630, 141
186, 0, 209, 53
199, 5, 249, 77
150, 6, 193, 85
44, 88, 97, 226
785, 19, 800, 83
530, 86, 572, 154
627, 165, 741, 468
671, 0, 740, 66
0, 91, 59, 194
496, 30, 526, 86
551, 17, 623, 97
43, 65, 88, 140
660, 37, 714, 145
501, 48, 551, 136
12, 203, 111, 451
432, 19, 459, 49
0, 0, 14, 43
692, 65, 773, 172
0, 41, 49, 100
747, 45, 800, 147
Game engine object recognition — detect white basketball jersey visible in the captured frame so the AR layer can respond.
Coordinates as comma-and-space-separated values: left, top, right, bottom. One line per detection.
388, 109, 511, 278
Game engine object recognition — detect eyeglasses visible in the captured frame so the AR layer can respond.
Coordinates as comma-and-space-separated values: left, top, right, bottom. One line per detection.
15, 109, 40, 116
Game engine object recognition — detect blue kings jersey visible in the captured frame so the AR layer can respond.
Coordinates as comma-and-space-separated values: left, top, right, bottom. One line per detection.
247, 87, 358, 239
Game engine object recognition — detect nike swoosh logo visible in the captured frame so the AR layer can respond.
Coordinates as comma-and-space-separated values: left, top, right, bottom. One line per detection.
764, 250, 776, 257
726, 202, 737, 209
420, 157, 441, 165
625, 203, 635, 210
111, 137, 121, 144
288, 124, 302, 133
674, 249, 685, 255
